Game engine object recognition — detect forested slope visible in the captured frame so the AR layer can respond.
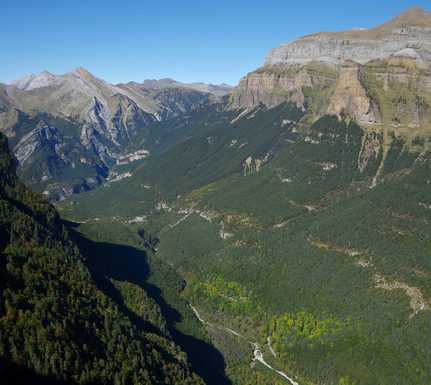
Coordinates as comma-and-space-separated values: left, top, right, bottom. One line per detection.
59, 101, 431, 385
0, 131, 203, 385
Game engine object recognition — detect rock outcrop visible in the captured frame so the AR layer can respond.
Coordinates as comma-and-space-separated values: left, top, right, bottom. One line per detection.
326, 61, 380, 124
12, 120, 108, 200
231, 62, 338, 109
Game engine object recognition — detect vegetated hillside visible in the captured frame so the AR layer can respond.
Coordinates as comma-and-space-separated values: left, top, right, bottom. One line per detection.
58, 101, 304, 219
0, 131, 204, 385
59, 99, 431, 384
70, 220, 232, 385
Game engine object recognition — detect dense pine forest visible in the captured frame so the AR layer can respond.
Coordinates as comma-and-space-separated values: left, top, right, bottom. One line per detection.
0, 132, 206, 385
57, 102, 431, 385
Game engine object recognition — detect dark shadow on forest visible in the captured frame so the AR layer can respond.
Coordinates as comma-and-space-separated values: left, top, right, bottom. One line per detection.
0, 359, 71, 385
71, 229, 232, 385
0, 358, 106, 385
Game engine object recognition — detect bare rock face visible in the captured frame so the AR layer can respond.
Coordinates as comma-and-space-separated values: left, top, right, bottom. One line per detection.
231, 7, 431, 130
265, 26, 431, 69
11, 71, 57, 91
231, 63, 338, 109
327, 62, 380, 124
14, 121, 63, 166
265, 7, 431, 69
13, 120, 108, 198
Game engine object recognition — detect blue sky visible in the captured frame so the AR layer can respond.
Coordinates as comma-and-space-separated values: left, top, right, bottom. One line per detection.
0, 0, 429, 85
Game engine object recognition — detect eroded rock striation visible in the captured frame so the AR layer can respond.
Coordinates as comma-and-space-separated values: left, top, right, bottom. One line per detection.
231, 7, 431, 129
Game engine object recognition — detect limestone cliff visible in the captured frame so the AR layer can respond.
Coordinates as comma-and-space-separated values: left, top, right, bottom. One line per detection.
327, 61, 381, 124
231, 7, 431, 131
265, 6, 431, 69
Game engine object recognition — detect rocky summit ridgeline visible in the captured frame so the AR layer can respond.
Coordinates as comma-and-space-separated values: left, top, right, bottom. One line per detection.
231, 6, 431, 129
265, 6, 431, 68
0, 68, 231, 200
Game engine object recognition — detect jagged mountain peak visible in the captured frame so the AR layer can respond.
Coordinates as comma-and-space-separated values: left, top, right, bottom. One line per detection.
66, 67, 110, 90
70, 66, 97, 80
10, 68, 101, 92
11, 70, 58, 91
40, 69, 55, 76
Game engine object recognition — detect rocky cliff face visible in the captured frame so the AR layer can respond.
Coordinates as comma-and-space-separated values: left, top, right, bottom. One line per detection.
0, 68, 223, 200
13, 120, 108, 200
326, 61, 381, 124
231, 7, 431, 130
231, 62, 338, 109
265, 7, 431, 68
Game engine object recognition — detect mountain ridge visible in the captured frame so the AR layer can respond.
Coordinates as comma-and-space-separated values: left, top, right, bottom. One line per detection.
10, 68, 232, 95
1, 6, 431, 202
1, 67, 223, 200
265, 6, 431, 68
305, 6, 431, 39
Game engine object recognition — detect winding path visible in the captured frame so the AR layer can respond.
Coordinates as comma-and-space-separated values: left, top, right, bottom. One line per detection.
190, 305, 299, 385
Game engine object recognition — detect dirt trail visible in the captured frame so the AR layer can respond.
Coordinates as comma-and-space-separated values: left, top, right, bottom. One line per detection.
190, 305, 299, 385
267, 336, 277, 357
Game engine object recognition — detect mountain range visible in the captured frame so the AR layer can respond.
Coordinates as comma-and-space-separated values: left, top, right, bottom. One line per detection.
1, 7, 431, 203
1, 6, 431, 385
0, 68, 231, 200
